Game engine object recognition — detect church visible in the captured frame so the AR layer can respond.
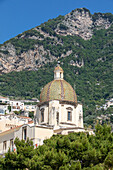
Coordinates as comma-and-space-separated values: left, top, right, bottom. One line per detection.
36, 64, 84, 133
0, 65, 84, 155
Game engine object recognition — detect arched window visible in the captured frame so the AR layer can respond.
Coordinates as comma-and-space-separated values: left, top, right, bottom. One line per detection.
22, 127, 27, 140
41, 108, 44, 122
3, 141, 7, 151
66, 107, 73, 121
79, 114, 82, 120
56, 112, 59, 125
67, 111, 72, 121
60, 72, 62, 78
10, 139, 14, 152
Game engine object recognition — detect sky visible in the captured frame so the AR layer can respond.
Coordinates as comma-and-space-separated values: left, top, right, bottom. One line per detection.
0, 0, 113, 44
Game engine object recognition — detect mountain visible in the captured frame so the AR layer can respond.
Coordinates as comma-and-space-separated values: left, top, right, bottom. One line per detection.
0, 8, 113, 126
0, 8, 113, 74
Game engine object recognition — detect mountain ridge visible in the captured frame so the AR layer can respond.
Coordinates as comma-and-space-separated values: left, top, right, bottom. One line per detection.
0, 8, 113, 74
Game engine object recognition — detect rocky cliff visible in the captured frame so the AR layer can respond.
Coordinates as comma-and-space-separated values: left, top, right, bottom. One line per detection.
0, 8, 113, 74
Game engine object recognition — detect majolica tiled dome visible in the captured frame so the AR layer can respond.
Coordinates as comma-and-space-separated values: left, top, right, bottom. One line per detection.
40, 66, 77, 103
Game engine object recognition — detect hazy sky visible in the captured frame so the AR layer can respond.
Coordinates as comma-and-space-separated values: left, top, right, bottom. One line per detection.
0, 0, 112, 44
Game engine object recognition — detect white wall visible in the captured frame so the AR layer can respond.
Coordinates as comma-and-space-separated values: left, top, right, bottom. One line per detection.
0, 124, 54, 154
36, 100, 83, 129
0, 115, 29, 133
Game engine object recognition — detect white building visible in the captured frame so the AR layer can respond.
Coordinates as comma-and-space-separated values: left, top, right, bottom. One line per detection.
9, 100, 24, 112
0, 114, 32, 133
0, 105, 9, 114
24, 105, 37, 114
0, 96, 9, 104
0, 123, 53, 155
0, 65, 84, 154
0, 96, 10, 114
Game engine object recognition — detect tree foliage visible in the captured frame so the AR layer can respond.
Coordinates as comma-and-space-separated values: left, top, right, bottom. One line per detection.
0, 124, 113, 169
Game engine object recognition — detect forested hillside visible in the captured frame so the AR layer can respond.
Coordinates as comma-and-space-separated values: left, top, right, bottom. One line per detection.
0, 8, 113, 125
0, 8, 113, 73
0, 124, 113, 169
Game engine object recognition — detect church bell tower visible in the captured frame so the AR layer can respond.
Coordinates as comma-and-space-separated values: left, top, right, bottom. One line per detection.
54, 64, 64, 80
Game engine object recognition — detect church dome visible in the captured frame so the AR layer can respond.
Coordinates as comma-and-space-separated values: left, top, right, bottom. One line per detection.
40, 66, 77, 103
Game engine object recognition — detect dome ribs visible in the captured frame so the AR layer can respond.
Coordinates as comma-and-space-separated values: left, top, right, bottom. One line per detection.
60, 80, 65, 100
40, 80, 77, 103
47, 81, 53, 101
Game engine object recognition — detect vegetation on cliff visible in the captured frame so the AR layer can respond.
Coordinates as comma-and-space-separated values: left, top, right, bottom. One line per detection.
1, 25, 113, 125
0, 8, 113, 125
